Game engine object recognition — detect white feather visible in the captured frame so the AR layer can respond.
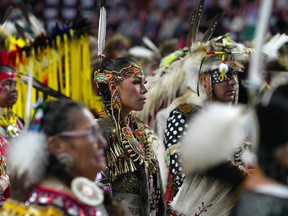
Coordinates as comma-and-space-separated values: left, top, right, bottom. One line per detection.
28, 13, 46, 35
262, 33, 288, 60
183, 56, 207, 94
241, 147, 257, 167
219, 62, 229, 73
7, 131, 49, 188
142, 36, 161, 59
97, 5, 107, 57
128, 46, 155, 59
248, 0, 273, 87
181, 103, 250, 173
24, 58, 34, 130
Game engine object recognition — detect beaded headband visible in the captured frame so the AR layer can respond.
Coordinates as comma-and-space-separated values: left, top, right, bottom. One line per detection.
210, 68, 236, 84
94, 64, 144, 84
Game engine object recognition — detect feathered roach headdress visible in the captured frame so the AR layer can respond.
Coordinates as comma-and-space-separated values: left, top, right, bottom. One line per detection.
0, 26, 16, 77
1, 4, 95, 125
135, 0, 250, 129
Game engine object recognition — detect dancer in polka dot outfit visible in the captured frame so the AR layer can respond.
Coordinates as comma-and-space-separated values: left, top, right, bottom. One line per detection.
163, 48, 243, 202
135, 30, 253, 216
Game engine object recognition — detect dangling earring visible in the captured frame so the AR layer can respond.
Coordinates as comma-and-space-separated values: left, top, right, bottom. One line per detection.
111, 90, 121, 111
111, 90, 123, 142
57, 153, 74, 172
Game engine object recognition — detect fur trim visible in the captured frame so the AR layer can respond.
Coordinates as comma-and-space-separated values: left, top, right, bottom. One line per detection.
180, 103, 250, 173
155, 88, 207, 141
135, 58, 187, 127
183, 56, 207, 94
135, 35, 247, 128
8, 131, 49, 188
241, 145, 257, 167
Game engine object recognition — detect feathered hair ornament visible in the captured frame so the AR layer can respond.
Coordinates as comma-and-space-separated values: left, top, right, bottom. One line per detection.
97, 0, 107, 66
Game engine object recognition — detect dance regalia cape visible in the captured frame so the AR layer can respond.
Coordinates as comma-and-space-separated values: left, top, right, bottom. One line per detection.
1, 184, 108, 216
97, 116, 166, 216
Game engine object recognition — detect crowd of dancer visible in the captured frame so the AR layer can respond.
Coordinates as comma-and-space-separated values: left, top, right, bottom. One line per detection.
0, 0, 287, 216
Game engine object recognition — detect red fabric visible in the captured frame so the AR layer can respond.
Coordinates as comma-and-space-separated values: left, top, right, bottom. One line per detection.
0, 50, 17, 68
0, 136, 8, 156
0, 72, 15, 81
0, 51, 9, 66
2, 185, 10, 199
164, 169, 173, 204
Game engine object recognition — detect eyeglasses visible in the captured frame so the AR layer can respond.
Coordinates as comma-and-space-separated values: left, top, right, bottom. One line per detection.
56, 124, 104, 142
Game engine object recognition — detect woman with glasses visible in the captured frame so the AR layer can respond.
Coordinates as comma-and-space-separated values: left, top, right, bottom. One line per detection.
1, 99, 121, 216
94, 57, 166, 216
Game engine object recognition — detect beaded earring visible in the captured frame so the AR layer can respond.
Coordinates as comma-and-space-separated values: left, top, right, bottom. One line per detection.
111, 90, 121, 111
56, 152, 74, 172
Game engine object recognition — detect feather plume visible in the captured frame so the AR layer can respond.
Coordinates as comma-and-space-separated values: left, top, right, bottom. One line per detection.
7, 131, 49, 188
0, 26, 10, 50
248, 0, 273, 89
181, 103, 250, 173
201, 12, 225, 43
188, 0, 205, 51
135, 57, 188, 128
97, 0, 107, 60
241, 146, 257, 167
187, 10, 197, 53
19, 3, 45, 35
0, 6, 13, 25
262, 33, 288, 60
142, 36, 161, 59
19, 73, 70, 99
14, 23, 29, 40
24, 61, 34, 130
128, 46, 155, 59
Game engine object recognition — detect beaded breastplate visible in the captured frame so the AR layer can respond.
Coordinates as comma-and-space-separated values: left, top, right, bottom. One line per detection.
0, 109, 22, 139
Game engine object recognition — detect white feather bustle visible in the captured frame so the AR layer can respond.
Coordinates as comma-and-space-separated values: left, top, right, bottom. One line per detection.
180, 103, 251, 173
8, 131, 49, 188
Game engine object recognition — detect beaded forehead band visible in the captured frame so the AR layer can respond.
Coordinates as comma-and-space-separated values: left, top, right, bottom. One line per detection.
95, 64, 144, 84
210, 68, 236, 84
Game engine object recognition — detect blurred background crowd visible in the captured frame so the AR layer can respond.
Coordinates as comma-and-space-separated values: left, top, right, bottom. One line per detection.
1, 0, 288, 48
